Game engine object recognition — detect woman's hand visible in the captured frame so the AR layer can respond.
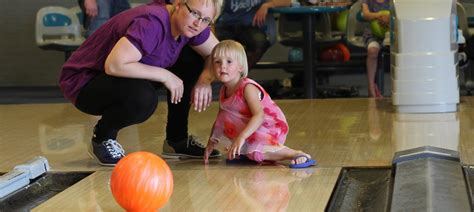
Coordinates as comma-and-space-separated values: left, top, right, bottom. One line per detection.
192, 81, 212, 112
84, 0, 98, 17
375, 11, 390, 27
163, 71, 183, 104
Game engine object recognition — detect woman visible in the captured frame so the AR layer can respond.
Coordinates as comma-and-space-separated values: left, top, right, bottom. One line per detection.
59, 0, 222, 166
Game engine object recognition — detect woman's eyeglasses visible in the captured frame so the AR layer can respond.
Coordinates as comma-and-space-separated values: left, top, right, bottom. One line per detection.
184, 3, 213, 26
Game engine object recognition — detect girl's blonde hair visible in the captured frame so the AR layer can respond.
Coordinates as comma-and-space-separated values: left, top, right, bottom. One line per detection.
211, 40, 249, 78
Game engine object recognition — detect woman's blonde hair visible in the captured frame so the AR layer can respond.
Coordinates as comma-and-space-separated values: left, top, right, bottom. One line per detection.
175, 0, 223, 21
211, 40, 249, 78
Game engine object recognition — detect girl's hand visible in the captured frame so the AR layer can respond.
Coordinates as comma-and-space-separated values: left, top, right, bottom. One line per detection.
253, 3, 269, 28
204, 139, 217, 164
84, 0, 98, 17
227, 137, 245, 160
163, 71, 183, 104
380, 15, 390, 27
192, 81, 212, 112
377, 13, 390, 27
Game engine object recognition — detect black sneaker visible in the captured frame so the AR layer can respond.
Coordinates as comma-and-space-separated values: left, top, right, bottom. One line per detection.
88, 139, 125, 166
162, 135, 221, 159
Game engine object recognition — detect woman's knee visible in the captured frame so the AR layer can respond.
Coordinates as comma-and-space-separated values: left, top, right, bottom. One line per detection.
119, 79, 159, 122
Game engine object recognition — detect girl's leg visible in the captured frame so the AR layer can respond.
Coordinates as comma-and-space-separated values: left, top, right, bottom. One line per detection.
259, 147, 312, 165
366, 41, 381, 98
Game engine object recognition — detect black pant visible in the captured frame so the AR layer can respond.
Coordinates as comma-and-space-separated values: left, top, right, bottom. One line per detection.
75, 46, 204, 142
166, 46, 204, 141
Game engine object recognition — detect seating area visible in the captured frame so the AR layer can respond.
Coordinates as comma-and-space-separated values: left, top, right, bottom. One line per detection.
35, 3, 144, 61
255, 0, 388, 98
35, 6, 85, 60
35, 1, 474, 99
32, 1, 395, 99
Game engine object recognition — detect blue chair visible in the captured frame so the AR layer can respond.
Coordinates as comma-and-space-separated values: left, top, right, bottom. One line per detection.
35, 6, 85, 60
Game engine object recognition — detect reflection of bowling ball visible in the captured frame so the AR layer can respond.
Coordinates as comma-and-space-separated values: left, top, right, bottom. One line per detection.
319, 47, 344, 62
370, 10, 390, 38
110, 152, 174, 211
288, 47, 303, 62
336, 10, 348, 32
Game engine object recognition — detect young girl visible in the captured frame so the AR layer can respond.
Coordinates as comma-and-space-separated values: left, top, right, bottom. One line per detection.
204, 40, 315, 168
362, 0, 390, 98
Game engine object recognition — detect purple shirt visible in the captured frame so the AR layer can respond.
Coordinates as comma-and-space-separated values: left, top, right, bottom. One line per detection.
59, 2, 211, 104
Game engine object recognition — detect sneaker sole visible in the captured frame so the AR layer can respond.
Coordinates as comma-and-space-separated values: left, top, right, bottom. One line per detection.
88, 143, 117, 167
161, 152, 222, 159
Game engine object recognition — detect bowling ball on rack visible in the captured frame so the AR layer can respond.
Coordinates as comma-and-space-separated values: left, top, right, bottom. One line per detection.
288, 47, 303, 62
319, 46, 344, 62
110, 151, 174, 211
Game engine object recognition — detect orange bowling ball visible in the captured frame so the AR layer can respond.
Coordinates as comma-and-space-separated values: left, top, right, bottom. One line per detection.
110, 151, 173, 211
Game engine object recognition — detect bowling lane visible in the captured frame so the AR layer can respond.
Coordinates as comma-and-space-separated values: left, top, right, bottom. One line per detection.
3, 97, 474, 210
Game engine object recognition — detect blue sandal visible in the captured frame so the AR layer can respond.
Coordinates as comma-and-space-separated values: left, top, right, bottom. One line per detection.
289, 155, 316, 169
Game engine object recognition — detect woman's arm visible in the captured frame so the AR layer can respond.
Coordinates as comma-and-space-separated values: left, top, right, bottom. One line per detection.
227, 84, 265, 159
104, 37, 184, 104
253, 0, 291, 27
190, 32, 219, 112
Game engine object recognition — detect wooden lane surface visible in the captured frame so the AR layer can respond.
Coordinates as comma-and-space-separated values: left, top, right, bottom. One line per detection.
32, 168, 340, 211
0, 97, 473, 210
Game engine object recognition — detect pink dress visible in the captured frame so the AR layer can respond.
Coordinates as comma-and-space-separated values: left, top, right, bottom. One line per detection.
210, 78, 289, 161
